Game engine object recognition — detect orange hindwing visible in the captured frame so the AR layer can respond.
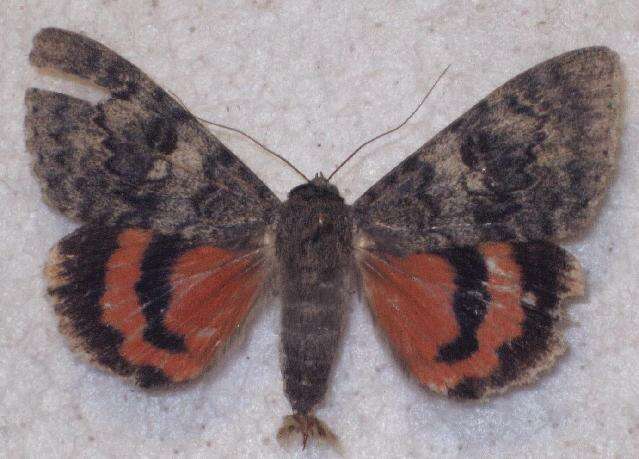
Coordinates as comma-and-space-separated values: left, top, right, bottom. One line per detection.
359, 242, 583, 399
48, 225, 268, 387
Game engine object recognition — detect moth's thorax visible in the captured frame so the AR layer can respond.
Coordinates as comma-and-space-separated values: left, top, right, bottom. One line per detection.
276, 177, 353, 280
275, 178, 353, 300
275, 177, 353, 414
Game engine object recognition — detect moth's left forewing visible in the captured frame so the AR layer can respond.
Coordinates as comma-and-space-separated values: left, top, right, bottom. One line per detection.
354, 47, 622, 399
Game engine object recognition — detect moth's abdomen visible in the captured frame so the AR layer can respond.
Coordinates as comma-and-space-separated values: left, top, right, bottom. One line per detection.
281, 299, 343, 413
276, 179, 353, 415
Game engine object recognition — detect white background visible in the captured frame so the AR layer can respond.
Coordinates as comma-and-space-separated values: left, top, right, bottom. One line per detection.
1, 1, 638, 457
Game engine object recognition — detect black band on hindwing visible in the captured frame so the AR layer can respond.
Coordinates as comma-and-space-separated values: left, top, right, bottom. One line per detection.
448, 242, 568, 399
136, 233, 187, 353
493, 242, 564, 380
51, 225, 170, 388
436, 247, 490, 363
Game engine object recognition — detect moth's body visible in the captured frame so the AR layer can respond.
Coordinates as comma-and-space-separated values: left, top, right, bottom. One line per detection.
26, 28, 622, 448
276, 176, 352, 416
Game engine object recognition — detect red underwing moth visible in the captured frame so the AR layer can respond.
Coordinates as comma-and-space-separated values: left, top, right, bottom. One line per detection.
25, 28, 622, 447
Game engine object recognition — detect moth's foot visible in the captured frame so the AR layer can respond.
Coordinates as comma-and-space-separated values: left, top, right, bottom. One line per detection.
277, 413, 339, 450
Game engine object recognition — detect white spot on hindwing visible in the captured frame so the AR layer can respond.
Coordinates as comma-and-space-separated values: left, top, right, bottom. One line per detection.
522, 292, 537, 307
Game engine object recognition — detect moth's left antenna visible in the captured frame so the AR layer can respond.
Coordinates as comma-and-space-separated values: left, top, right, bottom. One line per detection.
198, 118, 310, 182
167, 89, 310, 182
327, 64, 450, 182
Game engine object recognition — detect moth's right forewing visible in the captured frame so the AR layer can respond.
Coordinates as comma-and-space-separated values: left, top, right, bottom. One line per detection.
354, 47, 623, 252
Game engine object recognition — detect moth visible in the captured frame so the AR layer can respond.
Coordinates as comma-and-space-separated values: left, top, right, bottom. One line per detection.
26, 28, 622, 446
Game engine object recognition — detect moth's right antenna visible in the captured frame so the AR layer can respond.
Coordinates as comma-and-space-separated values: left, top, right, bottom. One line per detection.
327, 64, 450, 182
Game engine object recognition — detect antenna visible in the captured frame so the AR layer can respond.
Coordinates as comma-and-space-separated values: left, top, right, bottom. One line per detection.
166, 89, 310, 182
327, 64, 450, 182
197, 118, 310, 182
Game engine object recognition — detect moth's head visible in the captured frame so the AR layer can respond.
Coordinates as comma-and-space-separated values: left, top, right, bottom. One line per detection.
287, 173, 342, 202
283, 173, 347, 240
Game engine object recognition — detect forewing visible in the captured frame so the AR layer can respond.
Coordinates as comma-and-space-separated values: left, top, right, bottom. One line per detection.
354, 47, 622, 252
26, 28, 278, 242
47, 225, 270, 387
358, 242, 583, 398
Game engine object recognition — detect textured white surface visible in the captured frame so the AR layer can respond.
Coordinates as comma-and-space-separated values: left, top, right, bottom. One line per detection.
1, 1, 638, 457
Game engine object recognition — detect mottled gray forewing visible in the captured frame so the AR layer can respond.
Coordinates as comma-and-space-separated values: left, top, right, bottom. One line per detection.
26, 28, 279, 246
353, 47, 622, 252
